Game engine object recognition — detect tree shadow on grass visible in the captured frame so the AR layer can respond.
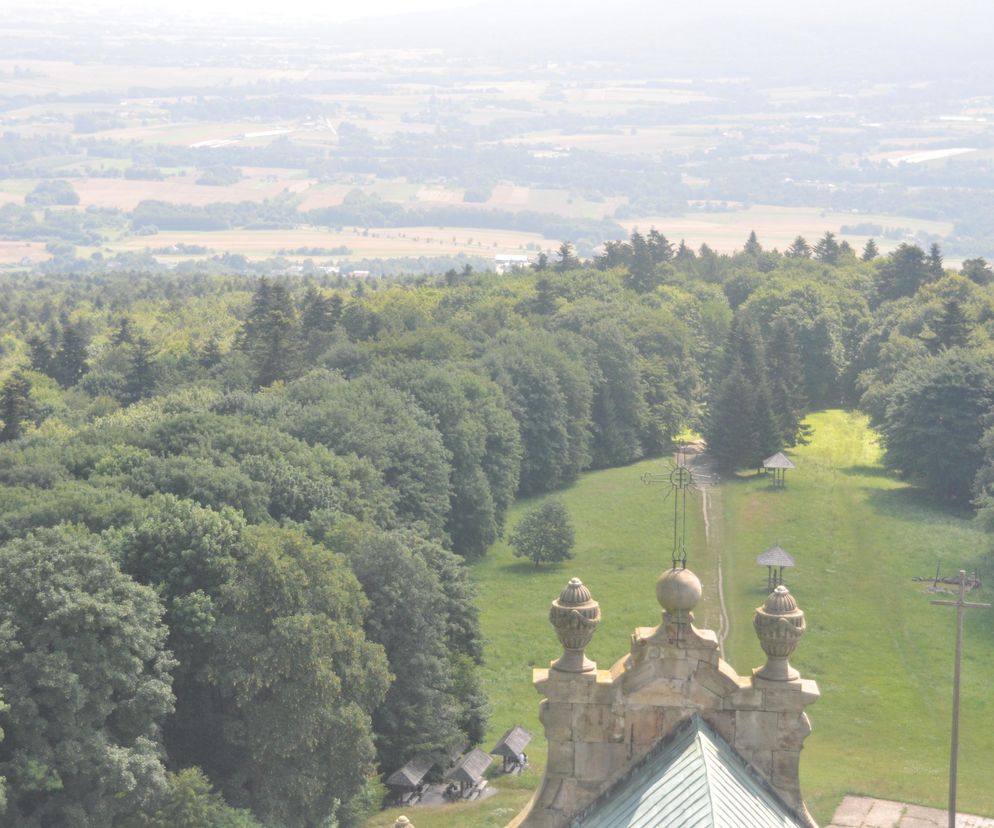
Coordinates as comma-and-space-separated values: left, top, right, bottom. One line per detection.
499, 560, 570, 576
864, 486, 975, 523
839, 464, 897, 480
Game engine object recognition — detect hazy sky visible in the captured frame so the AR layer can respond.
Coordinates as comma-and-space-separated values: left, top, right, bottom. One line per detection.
10, 0, 482, 21
11, 0, 990, 25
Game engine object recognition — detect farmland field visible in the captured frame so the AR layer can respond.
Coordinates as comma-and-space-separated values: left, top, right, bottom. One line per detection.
104, 225, 557, 261
621, 205, 956, 258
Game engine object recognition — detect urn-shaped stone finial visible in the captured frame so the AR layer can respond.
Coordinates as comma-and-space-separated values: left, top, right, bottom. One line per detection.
549, 577, 601, 673
753, 585, 806, 681
394, 817, 413, 828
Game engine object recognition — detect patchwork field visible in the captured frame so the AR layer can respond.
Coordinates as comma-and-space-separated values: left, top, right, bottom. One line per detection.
367, 410, 994, 828
621, 205, 955, 256
104, 225, 557, 261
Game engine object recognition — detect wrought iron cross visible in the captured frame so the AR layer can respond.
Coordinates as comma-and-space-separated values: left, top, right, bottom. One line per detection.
641, 448, 717, 570
931, 570, 990, 828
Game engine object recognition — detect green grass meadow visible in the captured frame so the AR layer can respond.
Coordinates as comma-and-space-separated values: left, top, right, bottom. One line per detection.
718, 411, 993, 822
369, 410, 994, 827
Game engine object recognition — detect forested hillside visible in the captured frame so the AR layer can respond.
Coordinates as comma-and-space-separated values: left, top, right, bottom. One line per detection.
1, 231, 993, 826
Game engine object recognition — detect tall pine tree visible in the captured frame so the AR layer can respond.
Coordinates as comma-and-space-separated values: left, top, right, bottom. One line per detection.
0, 370, 33, 442
50, 321, 89, 387
705, 316, 783, 469
240, 279, 302, 388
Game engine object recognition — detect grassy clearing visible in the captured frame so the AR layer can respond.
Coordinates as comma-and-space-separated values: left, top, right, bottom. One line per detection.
719, 411, 993, 823
371, 410, 994, 827
371, 456, 708, 827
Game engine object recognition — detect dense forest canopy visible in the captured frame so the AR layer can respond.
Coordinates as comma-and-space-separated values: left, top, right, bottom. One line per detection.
1, 231, 994, 825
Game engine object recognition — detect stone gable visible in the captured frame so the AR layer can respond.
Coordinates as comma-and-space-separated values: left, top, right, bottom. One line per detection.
508, 569, 819, 828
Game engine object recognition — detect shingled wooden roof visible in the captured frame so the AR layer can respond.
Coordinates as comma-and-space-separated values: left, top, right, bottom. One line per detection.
762, 452, 795, 470
756, 546, 795, 568
444, 748, 492, 785
490, 725, 533, 758
385, 755, 434, 790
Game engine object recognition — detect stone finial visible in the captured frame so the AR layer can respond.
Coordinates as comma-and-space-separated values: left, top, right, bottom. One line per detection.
549, 577, 601, 673
393, 817, 413, 828
753, 585, 806, 681
656, 566, 702, 624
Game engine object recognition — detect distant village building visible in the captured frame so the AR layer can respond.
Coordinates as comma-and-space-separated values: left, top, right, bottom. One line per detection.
494, 254, 531, 274
507, 568, 818, 827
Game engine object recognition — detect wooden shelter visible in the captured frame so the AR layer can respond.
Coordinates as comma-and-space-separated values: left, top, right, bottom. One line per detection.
762, 452, 795, 488
444, 748, 493, 797
757, 545, 795, 590
385, 755, 434, 801
490, 725, 533, 772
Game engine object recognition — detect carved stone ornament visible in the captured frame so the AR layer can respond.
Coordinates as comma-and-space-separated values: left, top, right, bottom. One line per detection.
753, 585, 806, 681
656, 566, 702, 623
549, 577, 601, 673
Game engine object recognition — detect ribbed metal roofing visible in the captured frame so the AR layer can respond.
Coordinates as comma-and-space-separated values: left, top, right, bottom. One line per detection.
762, 452, 796, 470
385, 754, 434, 789
444, 748, 492, 785
490, 725, 534, 758
756, 546, 796, 568
570, 715, 806, 828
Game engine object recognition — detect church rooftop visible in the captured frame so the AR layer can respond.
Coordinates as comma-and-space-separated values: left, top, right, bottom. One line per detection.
569, 715, 807, 828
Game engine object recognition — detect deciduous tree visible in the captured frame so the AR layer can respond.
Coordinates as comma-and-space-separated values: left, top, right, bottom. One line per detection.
0, 528, 174, 827
509, 499, 575, 568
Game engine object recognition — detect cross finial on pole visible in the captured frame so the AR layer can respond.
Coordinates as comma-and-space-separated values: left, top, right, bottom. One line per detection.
931, 570, 990, 828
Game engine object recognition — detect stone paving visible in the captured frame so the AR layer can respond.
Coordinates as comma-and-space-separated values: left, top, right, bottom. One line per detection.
829, 796, 994, 828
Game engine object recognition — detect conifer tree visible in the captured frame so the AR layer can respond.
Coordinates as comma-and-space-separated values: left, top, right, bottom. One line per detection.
674, 239, 696, 267
111, 317, 135, 345
930, 298, 970, 351
0, 370, 33, 442
705, 316, 783, 469
122, 336, 157, 404
927, 242, 945, 279
766, 319, 808, 446
786, 236, 811, 258
50, 320, 89, 387
532, 277, 557, 315
861, 238, 879, 261
26, 334, 52, 375
199, 335, 223, 369
240, 279, 302, 388
624, 231, 660, 292
328, 293, 344, 326
647, 228, 674, 263
813, 231, 840, 263
743, 231, 762, 256
555, 241, 579, 272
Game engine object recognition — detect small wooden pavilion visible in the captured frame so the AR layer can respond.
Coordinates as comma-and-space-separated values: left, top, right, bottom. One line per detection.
490, 725, 533, 772
444, 748, 493, 798
762, 452, 795, 488
757, 545, 795, 590
384, 755, 434, 803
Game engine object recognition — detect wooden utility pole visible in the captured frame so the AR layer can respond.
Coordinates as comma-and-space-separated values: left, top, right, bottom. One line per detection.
931, 570, 990, 828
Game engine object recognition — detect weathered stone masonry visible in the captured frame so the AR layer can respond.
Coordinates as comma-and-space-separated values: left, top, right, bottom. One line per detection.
509, 568, 820, 828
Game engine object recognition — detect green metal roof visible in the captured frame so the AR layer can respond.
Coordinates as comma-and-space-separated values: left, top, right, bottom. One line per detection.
570, 715, 806, 828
